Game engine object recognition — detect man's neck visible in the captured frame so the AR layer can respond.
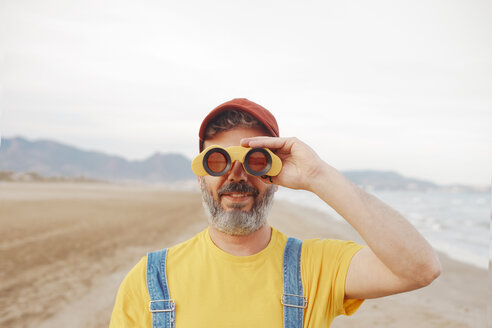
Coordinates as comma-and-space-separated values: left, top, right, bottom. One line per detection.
208, 224, 272, 256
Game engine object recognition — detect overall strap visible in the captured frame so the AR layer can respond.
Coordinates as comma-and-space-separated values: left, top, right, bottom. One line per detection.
147, 249, 176, 328
282, 237, 307, 328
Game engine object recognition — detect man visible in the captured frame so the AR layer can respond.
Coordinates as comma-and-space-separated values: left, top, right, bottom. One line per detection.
110, 98, 441, 327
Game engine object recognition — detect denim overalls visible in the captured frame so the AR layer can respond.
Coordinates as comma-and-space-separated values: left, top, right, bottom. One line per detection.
147, 237, 306, 328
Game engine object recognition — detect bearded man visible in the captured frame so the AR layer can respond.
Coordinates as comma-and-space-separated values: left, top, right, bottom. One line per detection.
110, 98, 441, 328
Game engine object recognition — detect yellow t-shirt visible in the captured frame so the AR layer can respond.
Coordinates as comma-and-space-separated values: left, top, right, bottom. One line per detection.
110, 227, 364, 327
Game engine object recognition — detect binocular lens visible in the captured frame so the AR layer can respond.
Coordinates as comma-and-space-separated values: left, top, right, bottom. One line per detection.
207, 152, 228, 173
247, 152, 268, 173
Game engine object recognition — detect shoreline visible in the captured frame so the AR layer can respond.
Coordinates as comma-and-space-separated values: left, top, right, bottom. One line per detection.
0, 182, 486, 327
275, 187, 489, 270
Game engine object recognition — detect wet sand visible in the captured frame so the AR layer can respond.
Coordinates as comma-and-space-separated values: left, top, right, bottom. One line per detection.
0, 182, 486, 327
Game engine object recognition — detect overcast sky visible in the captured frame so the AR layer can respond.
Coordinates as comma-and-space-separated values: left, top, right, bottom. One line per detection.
0, 0, 490, 185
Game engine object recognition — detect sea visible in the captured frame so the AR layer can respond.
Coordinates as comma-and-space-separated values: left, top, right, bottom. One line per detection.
276, 187, 490, 270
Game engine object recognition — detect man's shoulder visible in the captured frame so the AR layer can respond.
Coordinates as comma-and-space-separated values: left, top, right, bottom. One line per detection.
143, 228, 206, 254
116, 255, 148, 299
166, 228, 208, 257
302, 237, 360, 248
300, 237, 365, 269
302, 237, 364, 254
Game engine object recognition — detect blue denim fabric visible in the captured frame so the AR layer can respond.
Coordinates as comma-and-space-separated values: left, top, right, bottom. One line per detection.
282, 237, 306, 328
147, 249, 175, 328
147, 237, 305, 328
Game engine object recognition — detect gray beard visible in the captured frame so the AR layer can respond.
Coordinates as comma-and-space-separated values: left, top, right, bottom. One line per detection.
200, 180, 275, 236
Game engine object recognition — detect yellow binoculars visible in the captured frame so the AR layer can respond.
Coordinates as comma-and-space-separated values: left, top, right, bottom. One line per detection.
192, 145, 282, 177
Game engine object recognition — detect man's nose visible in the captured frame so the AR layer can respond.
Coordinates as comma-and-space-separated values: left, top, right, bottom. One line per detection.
227, 160, 248, 182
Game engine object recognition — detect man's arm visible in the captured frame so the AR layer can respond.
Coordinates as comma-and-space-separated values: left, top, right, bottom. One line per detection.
311, 165, 441, 299
241, 136, 441, 299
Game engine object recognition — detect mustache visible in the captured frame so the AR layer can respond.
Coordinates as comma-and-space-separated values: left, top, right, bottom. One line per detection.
218, 182, 259, 198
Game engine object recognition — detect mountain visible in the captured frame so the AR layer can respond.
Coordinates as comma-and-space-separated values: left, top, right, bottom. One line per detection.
0, 137, 195, 182
343, 170, 438, 191
1, 136, 483, 191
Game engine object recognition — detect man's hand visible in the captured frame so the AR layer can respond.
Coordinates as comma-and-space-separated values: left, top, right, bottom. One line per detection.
240, 136, 324, 191
243, 135, 441, 300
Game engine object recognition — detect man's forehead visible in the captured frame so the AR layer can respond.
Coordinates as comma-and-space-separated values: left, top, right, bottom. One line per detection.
202, 126, 269, 149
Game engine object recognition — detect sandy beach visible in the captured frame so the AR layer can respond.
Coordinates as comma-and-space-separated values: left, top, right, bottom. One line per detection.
0, 182, 487, 327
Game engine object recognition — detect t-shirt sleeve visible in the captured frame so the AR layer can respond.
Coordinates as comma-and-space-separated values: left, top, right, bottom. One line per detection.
109, 256, 152, 328
333, 241, 364, 316
301, 239, 365, 320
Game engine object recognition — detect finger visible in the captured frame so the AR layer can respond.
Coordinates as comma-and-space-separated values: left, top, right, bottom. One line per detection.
240, 136, 272, 146
241, 137, 289, 149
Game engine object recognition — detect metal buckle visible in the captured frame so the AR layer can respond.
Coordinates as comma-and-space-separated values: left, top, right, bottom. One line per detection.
281, 293, 307, 309
149, 299, 175, 313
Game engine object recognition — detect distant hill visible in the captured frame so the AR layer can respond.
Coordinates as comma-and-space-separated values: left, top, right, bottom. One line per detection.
0, 136, 485, 191
343, 170, 438, 191
0, 137, 194, 182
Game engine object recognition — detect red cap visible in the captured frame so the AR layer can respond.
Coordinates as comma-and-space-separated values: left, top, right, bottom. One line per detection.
199, 98, 279, 151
